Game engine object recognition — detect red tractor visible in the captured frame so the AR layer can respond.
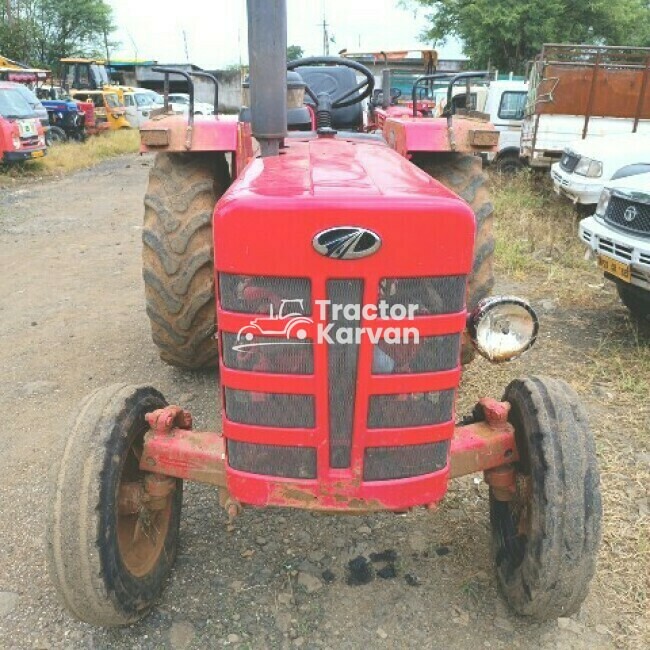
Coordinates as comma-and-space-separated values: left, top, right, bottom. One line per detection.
47, 0, 602, 627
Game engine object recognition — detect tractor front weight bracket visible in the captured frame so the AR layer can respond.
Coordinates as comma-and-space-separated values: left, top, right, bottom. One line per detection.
140, 405, 228, 488
138, 398, 519, 512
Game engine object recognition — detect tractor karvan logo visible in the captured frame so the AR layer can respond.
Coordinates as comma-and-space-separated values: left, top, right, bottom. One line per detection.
312, 226, 381, 260
234, 299, 419, 351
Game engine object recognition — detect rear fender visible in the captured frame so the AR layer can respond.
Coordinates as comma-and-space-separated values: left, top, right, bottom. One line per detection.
140, 114, 253, 176
383, 115, 498, 157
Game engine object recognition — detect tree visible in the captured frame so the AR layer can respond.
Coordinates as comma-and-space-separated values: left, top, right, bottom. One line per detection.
287, 44, 304, 61
405, 0, 650, 73
0, 0, 114, 69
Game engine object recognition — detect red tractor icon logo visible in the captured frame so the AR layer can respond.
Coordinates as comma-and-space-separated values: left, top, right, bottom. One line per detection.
235, 299, 312, 349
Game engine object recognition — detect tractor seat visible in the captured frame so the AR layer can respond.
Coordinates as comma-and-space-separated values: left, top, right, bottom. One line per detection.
296, 65, 363, 132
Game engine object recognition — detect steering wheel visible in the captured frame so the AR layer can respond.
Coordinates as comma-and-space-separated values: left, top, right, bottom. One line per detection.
287, 56, 375, 132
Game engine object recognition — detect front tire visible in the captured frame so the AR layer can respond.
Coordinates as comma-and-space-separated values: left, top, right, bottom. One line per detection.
616, 282, 650, 322
143, 152, 230, 368
491, 376, 602, 621
46, 126, 67, 145
46, 384, 183, 626
495, 151, 525, 175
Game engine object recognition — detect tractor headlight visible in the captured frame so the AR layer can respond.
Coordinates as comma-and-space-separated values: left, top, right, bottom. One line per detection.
574, 156, 603, 178
12, 136, 21, 150
467, 297, 539, 362
595, 188, 612, 218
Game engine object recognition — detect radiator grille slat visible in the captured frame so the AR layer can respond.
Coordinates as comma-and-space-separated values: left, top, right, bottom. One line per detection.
219, 274, 311, 314
364, 442, 449, 481
224, 388, 315, 428
368, 390, 455, 429
379, 276, 466, 315
228, 440, 316, 479
327, 279, 364, 469
372, 334, 460, 374
221, 332, 314, 374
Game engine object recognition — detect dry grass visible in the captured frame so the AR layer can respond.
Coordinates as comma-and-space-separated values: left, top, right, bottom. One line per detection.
0, 129, 140, 185
487, 171, 650, 647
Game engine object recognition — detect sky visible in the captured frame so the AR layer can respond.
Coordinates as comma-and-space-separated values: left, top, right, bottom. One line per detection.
108, 0, 464, 69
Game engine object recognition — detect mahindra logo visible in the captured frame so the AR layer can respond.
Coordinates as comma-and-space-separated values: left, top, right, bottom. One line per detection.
313, 227, 381, 260
624, 206, 638, 223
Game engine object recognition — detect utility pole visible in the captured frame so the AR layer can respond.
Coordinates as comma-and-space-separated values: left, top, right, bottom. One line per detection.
183, 30, 190, 63
321, 17, 330, 56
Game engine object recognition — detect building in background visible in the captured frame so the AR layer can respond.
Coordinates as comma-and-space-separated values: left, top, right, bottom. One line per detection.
108, 61, 242, 113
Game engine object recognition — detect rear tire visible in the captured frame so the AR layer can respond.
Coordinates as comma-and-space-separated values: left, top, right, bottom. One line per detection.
616, 282, 650, 322
46, 384, 182, 626
490, 376, 602, 620
413, 153, 495, 363
143, 152, 230, 368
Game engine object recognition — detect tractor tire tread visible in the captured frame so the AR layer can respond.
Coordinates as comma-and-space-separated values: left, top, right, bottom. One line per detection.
46, 384, 180, 626
142, 152, 229, 368
414, 152, 495, 363
494, 376, 602, 621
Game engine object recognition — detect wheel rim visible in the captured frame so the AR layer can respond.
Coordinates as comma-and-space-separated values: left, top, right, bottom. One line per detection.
116, 427, 174, 577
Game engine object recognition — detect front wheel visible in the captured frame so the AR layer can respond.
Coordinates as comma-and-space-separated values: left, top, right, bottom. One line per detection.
490, 376, 601, 621
46, 126, 67, 145
46, 384, 183, 626
616, 282, 650, 322
495, 152, 525, 174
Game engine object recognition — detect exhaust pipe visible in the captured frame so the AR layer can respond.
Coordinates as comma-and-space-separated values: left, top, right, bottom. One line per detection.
246, 0, 287, 157
381, 68, 391, 109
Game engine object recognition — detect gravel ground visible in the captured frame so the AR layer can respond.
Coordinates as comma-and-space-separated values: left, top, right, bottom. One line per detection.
0, 155, 647, 649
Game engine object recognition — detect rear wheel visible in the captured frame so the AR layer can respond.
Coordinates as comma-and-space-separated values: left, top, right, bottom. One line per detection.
490, 376, 602, 620
413, 152, 495, 362
46, 384, 182, 626
143, 152, 230, 368
616, 282, 650, 322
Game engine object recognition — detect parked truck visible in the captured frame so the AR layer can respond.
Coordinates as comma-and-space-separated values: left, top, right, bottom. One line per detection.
521, 44, 650, 169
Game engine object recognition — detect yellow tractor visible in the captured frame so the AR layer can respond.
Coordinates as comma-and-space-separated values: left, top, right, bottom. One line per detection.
60, 58, 131, 130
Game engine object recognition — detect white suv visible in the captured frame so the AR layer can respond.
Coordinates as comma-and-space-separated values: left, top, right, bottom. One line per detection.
579, 172, 650, 321
167, 93, 214, 116
552, 133, 650, 208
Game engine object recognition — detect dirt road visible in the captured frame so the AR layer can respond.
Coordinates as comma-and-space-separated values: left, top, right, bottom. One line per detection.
0, 156, 647, 649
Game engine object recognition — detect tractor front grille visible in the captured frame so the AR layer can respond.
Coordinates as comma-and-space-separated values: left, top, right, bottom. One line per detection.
219, 270, 466, 484
327, 279, 364, 468
224, 388, 315, 428
605, 195, 650, 236
364, 441, 449, 481
228, 440, 317, 479
367, 390, 455, 429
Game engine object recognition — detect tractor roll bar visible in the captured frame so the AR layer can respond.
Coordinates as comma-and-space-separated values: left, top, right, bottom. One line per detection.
410, 72, 455, 117
152, 66, 195, 129
445, 70, 491, 115
189, 71, 219, 114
